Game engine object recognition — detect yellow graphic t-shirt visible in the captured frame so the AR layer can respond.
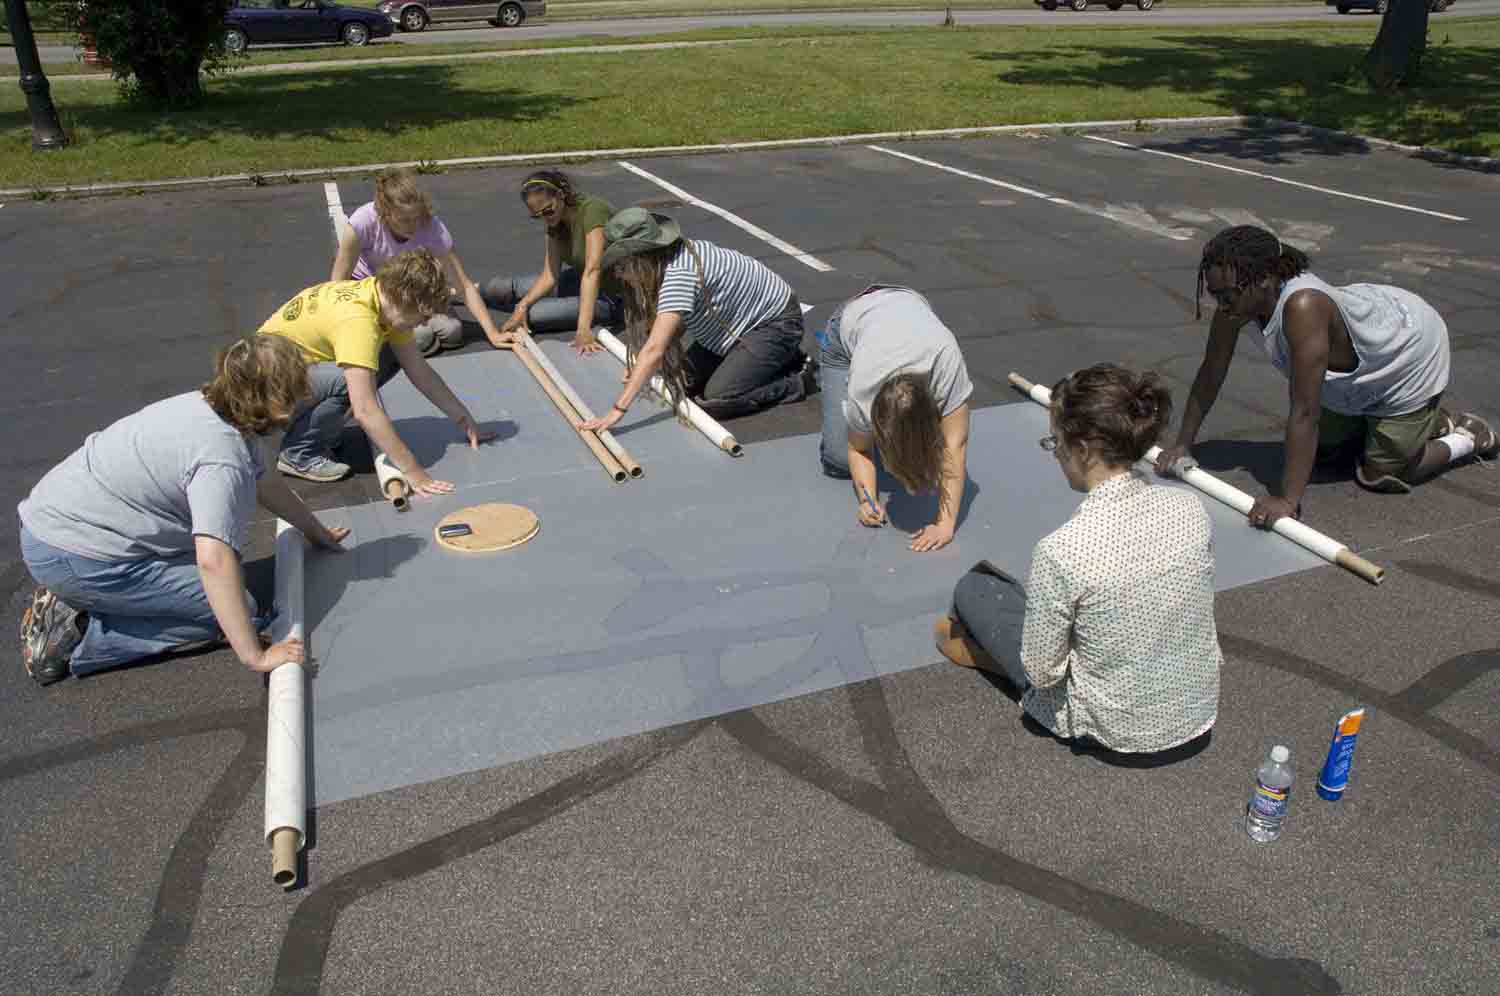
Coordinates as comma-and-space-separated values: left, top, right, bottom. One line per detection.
257, 277, 414, 372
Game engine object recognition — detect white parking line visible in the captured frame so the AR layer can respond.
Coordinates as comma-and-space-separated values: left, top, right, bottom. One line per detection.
1083, 134, 1469, 223
617, 160, 834, 272
323, 180, 347, 238
868, 144, 1192, 242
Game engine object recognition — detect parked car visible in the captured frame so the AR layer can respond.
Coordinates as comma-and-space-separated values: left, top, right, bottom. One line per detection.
224, 0, 394, 53
1327, 0, 1451, 10
1035, 0, 1155, 9
378, 0, 546, 31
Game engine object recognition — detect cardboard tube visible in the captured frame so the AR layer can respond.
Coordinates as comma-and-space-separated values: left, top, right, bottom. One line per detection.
517, 333, 644, 479
1009, 371, 1385, 586
513, 339, 628, 483
265, 522, 309, 889
373, 453, 410, 512
595, 328, 743, 457
271, 827, 299, 889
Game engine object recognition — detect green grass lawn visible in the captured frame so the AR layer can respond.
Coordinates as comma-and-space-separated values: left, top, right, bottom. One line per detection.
2, 20, 1496, 189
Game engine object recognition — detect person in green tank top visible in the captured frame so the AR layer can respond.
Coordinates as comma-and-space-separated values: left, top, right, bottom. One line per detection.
480, 170, 618, 355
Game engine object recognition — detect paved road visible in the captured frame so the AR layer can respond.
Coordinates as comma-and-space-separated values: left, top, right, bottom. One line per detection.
11, 1, 1497, 64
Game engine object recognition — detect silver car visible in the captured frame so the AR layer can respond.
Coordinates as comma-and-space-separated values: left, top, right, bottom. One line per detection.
378, 0, 545, 31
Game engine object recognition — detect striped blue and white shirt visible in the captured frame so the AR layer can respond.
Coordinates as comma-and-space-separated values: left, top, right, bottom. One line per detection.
657, 241, 793, 356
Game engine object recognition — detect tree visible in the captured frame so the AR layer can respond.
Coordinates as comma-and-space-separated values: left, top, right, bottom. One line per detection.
43, 1, 235, 108
1363, 0, 1431, 91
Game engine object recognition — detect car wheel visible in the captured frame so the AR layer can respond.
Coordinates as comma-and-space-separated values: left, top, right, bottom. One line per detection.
497, 2, 525, 26
401, 6, 429, 31
1373, 0, 1388, 9
1136, 0, 1154, 9
342, 21, 371, 46
224, 27, 248, 54
1070, 0, 1089, 9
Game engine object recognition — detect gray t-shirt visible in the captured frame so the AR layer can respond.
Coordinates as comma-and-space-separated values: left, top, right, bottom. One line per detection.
836, 286, 973, 435
19, 392, 263, 562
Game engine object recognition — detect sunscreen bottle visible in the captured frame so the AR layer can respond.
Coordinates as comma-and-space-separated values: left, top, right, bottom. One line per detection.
1316, 708, 1367, 801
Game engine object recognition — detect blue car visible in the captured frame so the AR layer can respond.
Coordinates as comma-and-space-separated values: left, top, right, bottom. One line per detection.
224, 0, 394, 53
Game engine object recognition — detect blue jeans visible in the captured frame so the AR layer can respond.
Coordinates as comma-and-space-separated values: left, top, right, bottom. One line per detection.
480, 269, 619, 333
19, 526, 268, 676
817, 302, 855, 478
950, 563, 1031, 692
682, 295, 808, 421
279, 348, 401, 469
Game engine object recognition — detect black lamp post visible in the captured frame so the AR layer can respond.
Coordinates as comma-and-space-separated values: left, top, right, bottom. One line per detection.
4, 0, 68, 149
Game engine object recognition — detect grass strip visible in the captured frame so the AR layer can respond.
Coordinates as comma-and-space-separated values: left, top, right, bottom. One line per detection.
2, 20, 1495, 189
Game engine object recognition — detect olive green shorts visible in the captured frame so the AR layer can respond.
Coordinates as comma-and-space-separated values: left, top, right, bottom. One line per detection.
1317, 397, 1445, 476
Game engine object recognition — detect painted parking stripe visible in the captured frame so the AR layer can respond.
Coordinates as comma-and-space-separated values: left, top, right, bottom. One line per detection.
868, 144, 1193, 242
324, 180, 348, 239
617, 161, 835, 272
1084, 134, 1469, 223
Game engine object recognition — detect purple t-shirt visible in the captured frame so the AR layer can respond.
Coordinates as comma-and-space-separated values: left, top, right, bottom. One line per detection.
347, 201, 455, 279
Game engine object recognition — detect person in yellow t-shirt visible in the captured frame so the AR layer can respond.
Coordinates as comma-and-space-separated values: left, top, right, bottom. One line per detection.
259, 249, 494, 494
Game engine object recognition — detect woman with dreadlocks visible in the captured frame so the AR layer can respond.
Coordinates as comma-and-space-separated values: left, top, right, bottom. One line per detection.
1156, 225, 1493, 527
577, 208, 816, 432
480, 169, 618, 355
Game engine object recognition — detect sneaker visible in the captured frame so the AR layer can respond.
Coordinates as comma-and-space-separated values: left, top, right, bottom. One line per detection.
20, 587, 82, 685
798, 352, 821, 399
277, 454, 351, 483
1355, 463, 1413, 494
1455, 413, 1499, 458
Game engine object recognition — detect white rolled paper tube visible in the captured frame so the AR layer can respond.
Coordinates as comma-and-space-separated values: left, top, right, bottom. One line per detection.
373, 453, 410, 511
517, 334, 643, 478
265, 521, 308, 888
1009, 372, 1381, 583
595, 328, 743, 457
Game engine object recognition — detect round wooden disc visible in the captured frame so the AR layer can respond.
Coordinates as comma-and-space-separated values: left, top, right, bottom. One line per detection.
434, 503, 539, 553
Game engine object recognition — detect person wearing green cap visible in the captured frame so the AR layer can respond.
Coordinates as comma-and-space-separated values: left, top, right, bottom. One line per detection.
577, 208, 816, 433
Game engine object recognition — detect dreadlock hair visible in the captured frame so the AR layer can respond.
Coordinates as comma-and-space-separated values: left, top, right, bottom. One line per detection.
1195, 225, 1310, 319
203, 335, 310, 436
613, 239, 721, 414
1050, 364, 1173, 469
870, 372, 947, 502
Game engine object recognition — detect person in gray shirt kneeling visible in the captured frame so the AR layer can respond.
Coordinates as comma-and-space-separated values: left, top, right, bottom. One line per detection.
18, 336, 348, 686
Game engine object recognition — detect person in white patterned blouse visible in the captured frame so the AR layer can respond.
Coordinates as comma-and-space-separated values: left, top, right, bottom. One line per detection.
935, 364, 1223, 754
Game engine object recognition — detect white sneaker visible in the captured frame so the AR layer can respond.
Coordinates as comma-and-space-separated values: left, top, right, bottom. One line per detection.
277, 455, 351, 482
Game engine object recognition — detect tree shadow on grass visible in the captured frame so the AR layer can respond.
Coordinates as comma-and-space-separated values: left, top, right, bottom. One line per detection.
976, 33, 1500, 165
0, 62, 589, 148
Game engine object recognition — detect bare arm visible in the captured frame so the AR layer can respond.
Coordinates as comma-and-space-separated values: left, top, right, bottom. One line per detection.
847, 430, 884, 527
329, 223, 361, 283
443, 250, 508, 348
1155, 309, 1244, 473
195, 535, 301, 673
501, 236, 562, 334
256, 465, 347, 550
579, 312, 684, 432
1272, 290, 1331, 514
571, 227, 608, 352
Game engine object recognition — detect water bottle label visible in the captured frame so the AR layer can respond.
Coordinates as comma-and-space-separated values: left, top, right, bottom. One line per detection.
1251, 778, 1289, 819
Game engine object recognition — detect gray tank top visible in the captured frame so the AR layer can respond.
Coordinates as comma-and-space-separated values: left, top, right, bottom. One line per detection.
1257, 273, 1450, 417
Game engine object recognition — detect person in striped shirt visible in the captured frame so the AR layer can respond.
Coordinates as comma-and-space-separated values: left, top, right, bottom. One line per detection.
577, 208, 816, 432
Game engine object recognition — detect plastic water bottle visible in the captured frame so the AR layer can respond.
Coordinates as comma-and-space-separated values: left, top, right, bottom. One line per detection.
1245, 745, 1294, 842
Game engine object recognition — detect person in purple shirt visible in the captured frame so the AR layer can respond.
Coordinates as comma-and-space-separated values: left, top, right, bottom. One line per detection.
330, 167, 510, 355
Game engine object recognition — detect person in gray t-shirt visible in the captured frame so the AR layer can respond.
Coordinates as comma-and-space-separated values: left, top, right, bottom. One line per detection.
818, 286, 974, 553
18, 336, 349, 686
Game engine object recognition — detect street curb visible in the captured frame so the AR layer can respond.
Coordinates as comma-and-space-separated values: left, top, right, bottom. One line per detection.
2, 115, 1495, 200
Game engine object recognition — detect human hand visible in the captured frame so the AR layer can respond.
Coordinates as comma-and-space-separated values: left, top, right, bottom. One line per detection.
406, 469, 455, 496
1153, 444, 1194, 477
252, 637, 305, 673
910, 521, 956, 553
579, 406, 624, 433
487, 329, 518, 350
500, 309, 528, 335
456, 414, 496, 449
856, 496, 886, 529
311, 524, 350, 551
571, 330, 603, 355
1248, 495, 1299, 530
